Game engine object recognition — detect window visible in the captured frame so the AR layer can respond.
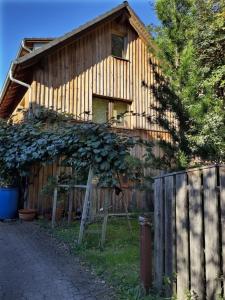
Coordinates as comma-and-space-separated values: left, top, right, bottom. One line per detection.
32, 42, 45, 50
113, 101, 128, 126
92, 97, 129, 127
92, 98, 109, 123
111, 34, 127, 58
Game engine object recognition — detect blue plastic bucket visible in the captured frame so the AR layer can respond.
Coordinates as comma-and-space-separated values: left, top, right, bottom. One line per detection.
0, 187, 19, 220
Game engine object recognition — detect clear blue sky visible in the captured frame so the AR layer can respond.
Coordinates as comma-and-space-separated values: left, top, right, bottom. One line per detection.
0, 0, 158, 91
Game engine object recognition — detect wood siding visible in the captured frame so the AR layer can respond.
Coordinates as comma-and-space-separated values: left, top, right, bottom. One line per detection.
28, 161, 152, 215
27, 20, 170, 132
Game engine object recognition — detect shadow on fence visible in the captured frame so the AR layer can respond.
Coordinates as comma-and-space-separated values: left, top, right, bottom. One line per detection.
153, 164, 225, 300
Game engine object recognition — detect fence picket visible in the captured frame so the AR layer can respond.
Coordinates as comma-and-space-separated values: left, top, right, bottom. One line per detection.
164, 175, 174, 296
154, 178, 164, 290
176, 173, 189, 300
188, 170, 204, 299
203, 167, 221, 299
220, 166, 225, 293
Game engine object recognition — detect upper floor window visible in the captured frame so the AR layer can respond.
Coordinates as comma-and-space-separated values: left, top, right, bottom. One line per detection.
32, 42, 45, 50
92, 96, 129, 127
111, 34, 127, 58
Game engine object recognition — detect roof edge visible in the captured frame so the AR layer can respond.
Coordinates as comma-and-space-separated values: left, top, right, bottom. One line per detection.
15, 1, 129, 67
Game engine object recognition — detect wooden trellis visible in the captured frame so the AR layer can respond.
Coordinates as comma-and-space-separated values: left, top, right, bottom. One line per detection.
51, 167, 131, 247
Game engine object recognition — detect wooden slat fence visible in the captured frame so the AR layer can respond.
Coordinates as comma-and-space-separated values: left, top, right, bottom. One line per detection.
154, 165, 225, 300
27, 162, 153, 215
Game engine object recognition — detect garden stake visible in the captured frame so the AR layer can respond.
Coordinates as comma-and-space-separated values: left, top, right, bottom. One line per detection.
78, 167, 93, 244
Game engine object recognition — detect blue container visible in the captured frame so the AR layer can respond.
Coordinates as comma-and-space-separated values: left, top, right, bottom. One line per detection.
0, 187, 19, 220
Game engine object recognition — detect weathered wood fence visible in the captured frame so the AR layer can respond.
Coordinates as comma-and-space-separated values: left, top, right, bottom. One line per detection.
27, 163, 153, 214
154, 165, 225, 300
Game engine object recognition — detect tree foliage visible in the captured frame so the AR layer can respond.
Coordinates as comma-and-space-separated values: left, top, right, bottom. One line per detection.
151, 0, 225, 167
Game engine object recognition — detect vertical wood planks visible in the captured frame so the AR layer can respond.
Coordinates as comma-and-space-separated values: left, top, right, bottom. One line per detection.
154, 178, 164, 290
220, 166, 225, 293
176, 173, 189, 300
164, 175, 175, 296
188, 170, 204, 299
11, 17, 177, 139
153, 166, 225, 298
203, 167, 220, 299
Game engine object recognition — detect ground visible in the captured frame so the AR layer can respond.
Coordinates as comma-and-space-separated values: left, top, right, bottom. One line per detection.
0, 221, 114, 300
43, 217, 162, 300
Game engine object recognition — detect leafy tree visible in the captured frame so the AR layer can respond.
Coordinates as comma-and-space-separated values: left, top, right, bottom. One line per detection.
150, 0, 225, 167
147, 0, 195, 170
187, 0, 225, 161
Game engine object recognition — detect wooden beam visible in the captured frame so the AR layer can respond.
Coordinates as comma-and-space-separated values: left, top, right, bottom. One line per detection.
100, 188, 110, 248
78, 167, 93, 244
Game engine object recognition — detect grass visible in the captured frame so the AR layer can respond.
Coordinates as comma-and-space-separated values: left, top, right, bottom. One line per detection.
39, 217, 167, 300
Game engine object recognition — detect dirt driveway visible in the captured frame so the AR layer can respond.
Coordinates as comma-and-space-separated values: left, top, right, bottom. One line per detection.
0, 221, 114, 300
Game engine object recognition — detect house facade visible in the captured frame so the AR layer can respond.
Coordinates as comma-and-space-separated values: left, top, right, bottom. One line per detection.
0, 2, 173, 212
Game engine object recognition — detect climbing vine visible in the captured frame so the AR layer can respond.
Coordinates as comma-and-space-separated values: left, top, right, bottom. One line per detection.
0, 109, 148, 188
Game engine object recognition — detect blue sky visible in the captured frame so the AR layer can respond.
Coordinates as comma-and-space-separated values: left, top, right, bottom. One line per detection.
0, 0, 158, 91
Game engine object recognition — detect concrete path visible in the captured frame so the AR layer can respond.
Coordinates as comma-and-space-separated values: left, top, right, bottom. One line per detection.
0, 221, 114, 300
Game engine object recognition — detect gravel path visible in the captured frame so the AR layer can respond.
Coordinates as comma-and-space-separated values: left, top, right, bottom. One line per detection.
0, 221, 114, 300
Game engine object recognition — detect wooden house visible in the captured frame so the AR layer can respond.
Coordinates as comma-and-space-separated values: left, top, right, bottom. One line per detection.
0, 2, 172, 213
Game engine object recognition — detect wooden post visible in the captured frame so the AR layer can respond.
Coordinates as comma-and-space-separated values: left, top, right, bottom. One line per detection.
154, 178, 164, 290
203, 167, 220, 299
100, 188, 110, 248
139, 216, 152, 293
122, 193, 132, 232
52, 186, 58, 229
24, 176, 29, 208
88, 179, 95, 222
68, 189, 73, 225
164, 175, 174, 297
176, 173, 189, 300
220, 166, 225, 293
51, 172, 59, 229
78, 167, 93, 245
189, 170, 204, 299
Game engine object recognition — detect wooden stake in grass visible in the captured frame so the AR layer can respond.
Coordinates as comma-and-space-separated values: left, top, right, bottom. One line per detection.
78, 167, 93, 245
121, 192, 132, 233
51, 175, 58, 229
100, 188, 110, 249
67, 189, 73, 225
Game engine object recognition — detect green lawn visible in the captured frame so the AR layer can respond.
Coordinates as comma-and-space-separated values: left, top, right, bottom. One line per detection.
39, 217, 166, 300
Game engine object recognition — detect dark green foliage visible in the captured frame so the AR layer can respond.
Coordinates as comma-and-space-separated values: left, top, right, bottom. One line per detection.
187, 0, 225, 161
0, 109, 143, 188
150, 0, 225, 168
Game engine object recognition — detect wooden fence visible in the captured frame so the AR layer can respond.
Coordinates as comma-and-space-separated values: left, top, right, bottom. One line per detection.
27, 163, 153, 214
154, 165, 225, 300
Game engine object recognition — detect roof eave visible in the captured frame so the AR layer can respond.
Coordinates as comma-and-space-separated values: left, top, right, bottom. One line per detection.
0, 63, 17, 105
14, 2, 131, 68
15, 2, 155, 69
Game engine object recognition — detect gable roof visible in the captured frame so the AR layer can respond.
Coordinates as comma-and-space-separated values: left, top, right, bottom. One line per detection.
0, 1, 153, 118
14, 1, 151, 68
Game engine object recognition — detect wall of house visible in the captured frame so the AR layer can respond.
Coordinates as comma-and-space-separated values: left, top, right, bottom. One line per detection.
16, 19, 175, 212
10, 88, 30, 123
28, 20, 174, 133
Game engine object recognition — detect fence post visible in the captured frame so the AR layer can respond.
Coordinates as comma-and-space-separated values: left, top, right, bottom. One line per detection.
78, 167, 93, 245
139, 215, 152, 294
100, 188, 110, 248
